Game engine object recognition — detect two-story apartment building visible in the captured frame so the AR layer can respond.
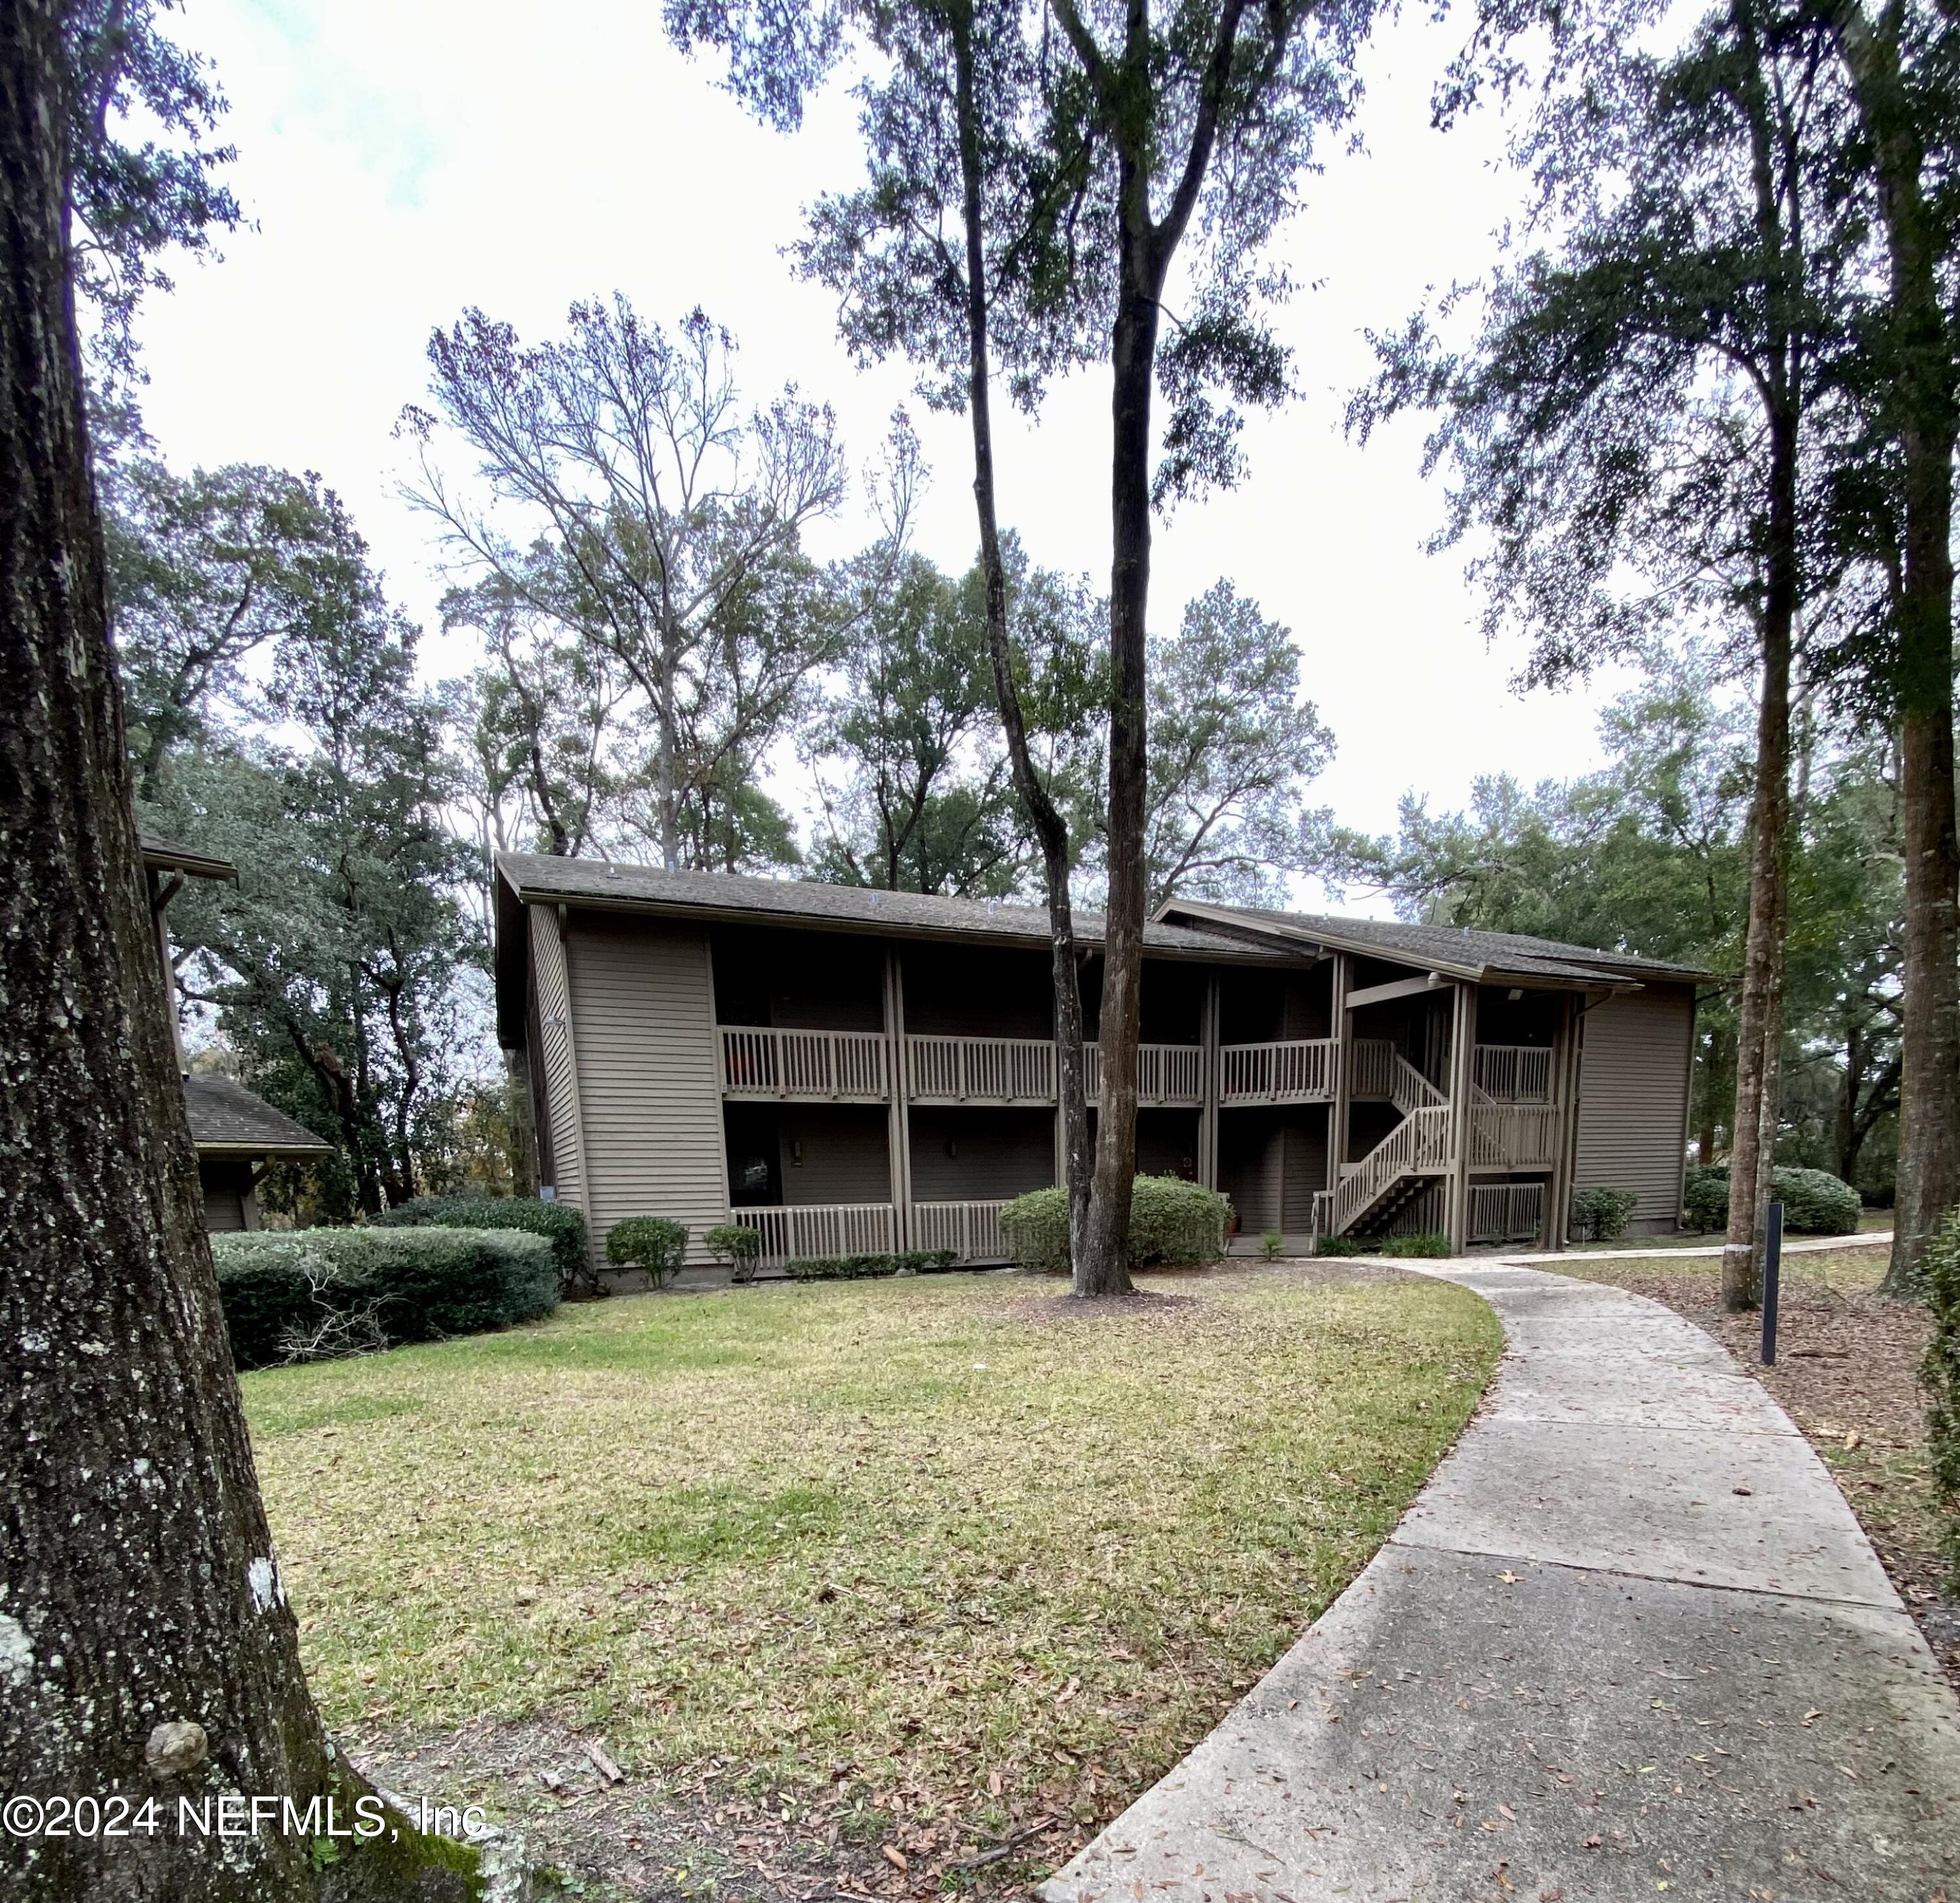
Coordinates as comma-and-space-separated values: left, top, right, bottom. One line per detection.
493, 856, 1710, 1271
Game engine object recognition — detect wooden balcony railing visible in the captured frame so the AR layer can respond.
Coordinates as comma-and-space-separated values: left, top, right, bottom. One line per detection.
1220, 1037, 1333, 1104
907, 1034, 1056, 1104
1469, 1103, 1563, 1169
906, 1036, 1203, 1106
1468, 1180, 1546, 1245
719, 1026, 890, 1100
1473, 1044, 1554, 1103
1084, 1042, 1204, 1106
1350, 1038, 1397, 1099
1216, 1036, 1397, 1106
911, 1199, 1010, 1263
742, 1202, 898, 1268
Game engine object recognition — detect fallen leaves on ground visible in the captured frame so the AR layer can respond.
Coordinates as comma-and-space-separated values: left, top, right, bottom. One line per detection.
1556, 1244, 1958, 1693
246, 1261, 1499, 1901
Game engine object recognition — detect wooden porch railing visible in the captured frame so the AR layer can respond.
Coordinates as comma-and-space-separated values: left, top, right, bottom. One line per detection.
1469, 1104, 1563, 1169
906, 1034, 1056, 1104
719, 1026, 890, 1100
911, 1199, 1010, 1262
1216, 1036, 1397, 1105
906, 1036, 1203, 1106
1468, 1180, 1546, 1244
742, 1202, 899, 1267
1332, 1103, 1452, 1234
1350, 1038, 1397, 1100
1473, 1044, 1554, 1103
1219, 1037, 1333, 1104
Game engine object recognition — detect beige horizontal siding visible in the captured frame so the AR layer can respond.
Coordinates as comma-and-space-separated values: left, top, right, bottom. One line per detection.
530, 905, 584, 1215
1282, 1110, 1330, 1230
564, 911, 728, 1265
775, 1105, 892, 1205
908, 1108, 1056, 1201
1573, 985, 1694, 1233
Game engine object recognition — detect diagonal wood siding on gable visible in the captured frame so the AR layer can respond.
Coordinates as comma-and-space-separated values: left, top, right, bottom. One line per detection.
530, 905, 583, 1214
564, 910, 730, 1265
1573, 984, 1695, 1235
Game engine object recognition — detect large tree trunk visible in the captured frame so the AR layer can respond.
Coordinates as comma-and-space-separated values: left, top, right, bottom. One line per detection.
950, 5, 1093, 1266
1722, 409, 1797, 1312
1827, 3, 1960, 1296
0, 8, 467, 1896
1075, 180, 1158, 1301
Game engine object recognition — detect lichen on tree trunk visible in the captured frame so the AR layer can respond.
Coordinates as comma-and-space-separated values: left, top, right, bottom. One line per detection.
0, 5, 482, 1896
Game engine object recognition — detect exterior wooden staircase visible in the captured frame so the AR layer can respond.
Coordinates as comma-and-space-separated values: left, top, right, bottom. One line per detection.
1329, 1056, 1453, 1237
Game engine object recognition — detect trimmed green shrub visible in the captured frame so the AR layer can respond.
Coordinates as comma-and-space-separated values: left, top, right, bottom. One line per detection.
1380, 1231, 1451, 1258
213, 1227, 559, 1370
1313, 1234, 1365, 1257
606, 1216, 689, 1285
705, 1223, 762, 1283
1923, 1207, 1960, 1584
1682, 1167, 1729, 1233
1260, 1230, 1284, 1261
374, 1195, 591, 1294
1570, 1186, 1639, 1243
998, 1176, 1229, 1272
999, 1186, 1070, 1272
785, 1250, 959, 1281
1680, 1165, 1861, 1237
1127, 1176, 1230, 1266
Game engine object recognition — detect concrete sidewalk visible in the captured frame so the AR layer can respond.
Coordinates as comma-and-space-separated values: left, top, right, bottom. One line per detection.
1039, 1260, 1960, 1903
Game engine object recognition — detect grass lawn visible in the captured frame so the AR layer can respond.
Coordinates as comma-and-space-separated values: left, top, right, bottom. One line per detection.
243, 1263, 1498, 1895
1552, 1241, 1958, 1698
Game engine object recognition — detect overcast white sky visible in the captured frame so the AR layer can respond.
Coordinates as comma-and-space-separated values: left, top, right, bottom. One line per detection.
131, 0, 1636, 914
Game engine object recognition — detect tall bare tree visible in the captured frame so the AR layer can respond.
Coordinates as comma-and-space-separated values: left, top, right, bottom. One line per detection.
402, 297, 847, 870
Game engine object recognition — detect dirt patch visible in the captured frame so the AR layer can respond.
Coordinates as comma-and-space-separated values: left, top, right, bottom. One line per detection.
355, 1715, 1090, 1903
998, 1258, 1391, 1327
1554, 1249, 1959, 1694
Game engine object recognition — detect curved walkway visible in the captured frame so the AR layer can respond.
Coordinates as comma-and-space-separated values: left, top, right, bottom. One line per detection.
1040, 1258, 1960, 1903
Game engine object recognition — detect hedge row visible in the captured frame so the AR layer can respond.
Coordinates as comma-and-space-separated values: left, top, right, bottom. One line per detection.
785, 1250, 961, 1281
1925, 1210, 1960, 1583
374, 1195, 591, 1292
213, 1227, 559, 1370
1684, 1165, 1861, 1236
998, 1176, 1230, 1273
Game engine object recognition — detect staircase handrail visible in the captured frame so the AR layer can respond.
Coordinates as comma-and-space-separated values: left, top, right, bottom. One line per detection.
1390, 1055, 1448, 1116
1332, 1102, 1452, 1234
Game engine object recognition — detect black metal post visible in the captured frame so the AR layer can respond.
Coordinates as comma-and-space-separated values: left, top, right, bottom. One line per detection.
1761, 1199, 1784, 1365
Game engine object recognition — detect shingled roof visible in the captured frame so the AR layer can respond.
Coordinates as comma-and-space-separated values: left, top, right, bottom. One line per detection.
183, 1076, 333, 1157
1157, 899, 1715, 987
494, 855, 1297, 962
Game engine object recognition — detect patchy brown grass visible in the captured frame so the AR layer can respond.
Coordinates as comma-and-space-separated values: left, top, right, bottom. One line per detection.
1552, 1242, 1958, 1694
243, 1261, 1498, 1901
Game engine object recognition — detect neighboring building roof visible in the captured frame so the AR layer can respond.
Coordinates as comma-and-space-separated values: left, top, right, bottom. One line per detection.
1156, 899, 1716, 988
493, 854, 1298, 963
182, 1076, 333, 1158
140, 831, 237, 882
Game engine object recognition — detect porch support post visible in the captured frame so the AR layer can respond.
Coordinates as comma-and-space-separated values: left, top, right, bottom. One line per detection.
1328, 952, 1351, 1191
1543, 993, 1575, 1251
1199, 972, 1220, 1189
885, 948, 911, 1249
1553, 993, 1588, 1250
1446, 980, 1477, 1253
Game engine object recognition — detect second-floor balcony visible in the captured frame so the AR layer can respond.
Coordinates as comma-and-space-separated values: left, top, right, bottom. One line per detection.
717, 1025, 1207, 1107
717, 1025, 1564, 1117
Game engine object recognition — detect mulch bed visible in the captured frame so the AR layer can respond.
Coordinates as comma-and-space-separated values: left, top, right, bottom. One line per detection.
1579, 1261, 1959, 1694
